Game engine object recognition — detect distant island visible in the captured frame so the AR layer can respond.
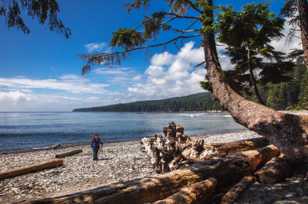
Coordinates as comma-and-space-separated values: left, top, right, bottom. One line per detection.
73, 92, 222, 112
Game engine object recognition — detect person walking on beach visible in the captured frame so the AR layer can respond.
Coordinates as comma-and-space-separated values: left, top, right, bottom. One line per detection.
91, 133, 103, 160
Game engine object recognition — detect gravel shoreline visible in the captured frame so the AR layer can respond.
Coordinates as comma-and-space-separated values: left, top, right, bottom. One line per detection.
0, 130, 259, 203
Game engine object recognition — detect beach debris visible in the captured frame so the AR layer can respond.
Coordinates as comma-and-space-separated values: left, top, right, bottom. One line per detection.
22, 143, 281, 204
0, 159, 64, 180
141, 122, 270, 173
55, 149, 83, 158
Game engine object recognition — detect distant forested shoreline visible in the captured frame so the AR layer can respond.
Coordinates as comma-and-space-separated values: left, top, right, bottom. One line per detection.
73, 92, 222, 112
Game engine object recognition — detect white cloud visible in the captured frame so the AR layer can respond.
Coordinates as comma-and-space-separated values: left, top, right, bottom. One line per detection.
270, 19, 302, 53
127, 42, 207, 99
0, 75, 108, 94
85, 42, 111, 53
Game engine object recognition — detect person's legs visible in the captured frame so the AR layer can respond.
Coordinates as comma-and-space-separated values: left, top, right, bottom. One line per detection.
92, 148, 98, 160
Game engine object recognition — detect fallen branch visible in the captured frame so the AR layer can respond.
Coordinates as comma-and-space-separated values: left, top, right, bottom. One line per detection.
0, 160, 64, 180
55, 149, 82, 158
154, 178, 217, 204
220, 176, 255, 204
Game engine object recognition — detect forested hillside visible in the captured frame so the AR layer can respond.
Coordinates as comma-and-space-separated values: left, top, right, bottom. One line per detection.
260, 65, 308, 110
73, 92, 222, 112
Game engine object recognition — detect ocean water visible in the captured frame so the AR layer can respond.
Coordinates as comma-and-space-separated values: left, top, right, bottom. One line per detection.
0, 112, 245, 152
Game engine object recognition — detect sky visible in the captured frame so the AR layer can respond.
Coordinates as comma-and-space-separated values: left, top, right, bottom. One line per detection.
0, 0, 301, 111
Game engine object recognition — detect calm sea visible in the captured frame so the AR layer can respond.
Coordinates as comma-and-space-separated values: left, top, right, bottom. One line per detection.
0, 112, 245, 152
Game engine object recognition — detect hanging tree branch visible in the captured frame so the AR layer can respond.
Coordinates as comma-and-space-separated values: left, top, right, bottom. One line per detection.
81, 34, 200, 74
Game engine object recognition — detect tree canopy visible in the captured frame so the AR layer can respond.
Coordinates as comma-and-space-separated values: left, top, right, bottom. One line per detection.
217, 4, 294, 104
0, 0, 71, 37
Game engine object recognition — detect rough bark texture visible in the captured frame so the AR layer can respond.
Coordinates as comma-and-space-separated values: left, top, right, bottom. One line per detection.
0, 160, 63, 180
220, 176, 256, 204
298, 0, 308, 67
55, 149, 82, 158
153, 178, 217, 204
202, 0, 306, 158
255, 155, 293, 184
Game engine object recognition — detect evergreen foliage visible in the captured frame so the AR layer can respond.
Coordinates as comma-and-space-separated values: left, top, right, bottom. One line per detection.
73, 92, 222, 112
0, 0, 70, 37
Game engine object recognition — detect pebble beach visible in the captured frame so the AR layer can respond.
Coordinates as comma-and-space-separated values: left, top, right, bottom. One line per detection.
0, 131, 259, 203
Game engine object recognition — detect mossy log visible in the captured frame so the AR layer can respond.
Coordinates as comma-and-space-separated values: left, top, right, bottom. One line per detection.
55, 149, 82, 158
220, 176, 255, 204
21, 145, 279, 204
0, 159, 64, 180
154, 178, 217, 204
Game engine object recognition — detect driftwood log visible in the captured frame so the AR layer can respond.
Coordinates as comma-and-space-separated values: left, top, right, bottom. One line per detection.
21, 144, 280, 204
154, 178, 217, 204
55, 149, 83, 158
220, 176, 255, 204
255, 155, 292, 184
141, 122, 270, 173
0, 159, 64, 180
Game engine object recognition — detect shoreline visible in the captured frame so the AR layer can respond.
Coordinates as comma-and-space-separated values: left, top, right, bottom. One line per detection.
0, 128, 246, 155
0, 130, 259, 203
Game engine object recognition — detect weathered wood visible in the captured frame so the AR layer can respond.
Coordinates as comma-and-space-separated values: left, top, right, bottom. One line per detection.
22, 145, 280, 204
212, 137, 269, 155
55, 149, 82, 158
220, 176, 255, 204
240, 144, 280, 171
0, 160, 64, 180
255, 155, 292, 184
154, 178, 217, 204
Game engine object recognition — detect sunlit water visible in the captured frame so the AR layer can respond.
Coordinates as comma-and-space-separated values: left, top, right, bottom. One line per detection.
0, 112, 245, 151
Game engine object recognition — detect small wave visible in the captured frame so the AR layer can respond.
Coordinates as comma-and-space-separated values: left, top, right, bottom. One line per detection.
180, 113, 205, 118
223, 115, 232, 118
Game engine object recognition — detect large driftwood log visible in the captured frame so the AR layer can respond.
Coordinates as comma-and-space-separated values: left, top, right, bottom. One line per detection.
255, 155, 292, 184
154, 178, 217, 204
211, 137, 269, 155
55, 149, 82, 158
220, 176, 255, 204
0, 159, 64, 180
22, 145, 279, 204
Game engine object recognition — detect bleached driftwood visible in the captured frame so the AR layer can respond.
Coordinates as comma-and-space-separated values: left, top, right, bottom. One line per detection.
21, 144, 280, 204
55, 149, 82, 158
0, 159, 64, 180
141, 122, 270, 173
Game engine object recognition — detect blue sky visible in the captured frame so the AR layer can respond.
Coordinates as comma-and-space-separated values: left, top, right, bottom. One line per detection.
0, 0, 298, 111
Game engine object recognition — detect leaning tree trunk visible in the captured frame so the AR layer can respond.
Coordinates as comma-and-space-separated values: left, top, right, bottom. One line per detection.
298, 0, 308, 67
202, 0, 306, 159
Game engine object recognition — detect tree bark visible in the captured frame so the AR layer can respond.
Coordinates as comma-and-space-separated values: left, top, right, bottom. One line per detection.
0, 160, 64, 180
153, 178, 217, 204
202, 0, 306, 159
220, 176, 255, 204
298, 0, 308, 67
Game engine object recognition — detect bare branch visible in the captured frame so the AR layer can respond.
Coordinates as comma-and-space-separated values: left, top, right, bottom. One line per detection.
184, 0, 202, 14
